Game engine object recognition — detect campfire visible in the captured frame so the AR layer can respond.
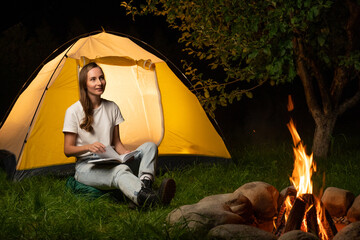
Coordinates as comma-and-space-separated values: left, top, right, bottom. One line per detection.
167, 94, 358, 239
273, 96, 338, 239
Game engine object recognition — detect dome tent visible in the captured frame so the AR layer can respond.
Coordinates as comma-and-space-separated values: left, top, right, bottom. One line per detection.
0, 31, 231, 180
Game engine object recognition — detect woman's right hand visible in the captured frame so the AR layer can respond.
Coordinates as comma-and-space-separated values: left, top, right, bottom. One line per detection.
64, 133, 106, 157
88, 142, 106, 154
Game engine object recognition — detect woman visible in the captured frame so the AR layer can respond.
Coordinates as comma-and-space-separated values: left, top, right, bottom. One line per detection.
63, 62, 175, 206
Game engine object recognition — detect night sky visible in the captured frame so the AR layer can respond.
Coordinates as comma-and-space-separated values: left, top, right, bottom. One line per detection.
1, 1, 359, 147
0, 1, 184, 120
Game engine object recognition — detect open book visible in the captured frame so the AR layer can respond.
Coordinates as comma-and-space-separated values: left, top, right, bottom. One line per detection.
88, 146, 139, 164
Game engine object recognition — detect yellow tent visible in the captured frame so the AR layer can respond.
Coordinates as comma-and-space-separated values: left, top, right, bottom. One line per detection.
0, 32, 230, 180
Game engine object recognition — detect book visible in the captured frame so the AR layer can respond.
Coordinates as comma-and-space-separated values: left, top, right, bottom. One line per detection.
88, 146, 139, 164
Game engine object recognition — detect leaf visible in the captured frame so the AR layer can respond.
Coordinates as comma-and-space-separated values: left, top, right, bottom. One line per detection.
288, 65, 297, 80
193, 81, 203, 88
297, 0, 302, 8
325, 1, 334, 8
224, 15, 232, 23
307, 6, 320, 21
204, 89, 210, 98
210, 63, 218, 69
263, 47, 271, 56
311, 6, 320, 18
280, 48, 286, 57
247, 51, 258, 63
245, 91, 253, 99
290, 16, 299, 25
248, 51, 258, 59
269, 25, 278, 37
322, 55, 331, 65
219, 96, 227, 106
355, 61, 360, 71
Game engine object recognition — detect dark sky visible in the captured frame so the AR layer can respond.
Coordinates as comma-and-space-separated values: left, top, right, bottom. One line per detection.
1, 1, 359, 145
0, 1, 185, 119
0, 1, 182, 52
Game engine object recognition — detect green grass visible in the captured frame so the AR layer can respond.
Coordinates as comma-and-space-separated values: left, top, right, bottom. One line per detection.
0, 139, 359, 239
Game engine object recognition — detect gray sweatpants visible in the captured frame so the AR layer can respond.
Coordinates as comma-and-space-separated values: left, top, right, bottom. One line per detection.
74, 142, 157, 205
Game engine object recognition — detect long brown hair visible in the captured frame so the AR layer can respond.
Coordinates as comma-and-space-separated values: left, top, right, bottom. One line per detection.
78, 62, 104, 132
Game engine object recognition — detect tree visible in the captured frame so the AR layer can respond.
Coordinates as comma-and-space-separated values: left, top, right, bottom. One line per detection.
122, 0, 360, 158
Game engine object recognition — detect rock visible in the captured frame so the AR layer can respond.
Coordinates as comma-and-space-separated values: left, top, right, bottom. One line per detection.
224, 192, 253, 220
280, 186, 296, 198
333, 221, 360, 240
347, 195, 360, 222
198, 193, 253, 219
232, 181, 279, 220
278, 230, 319, 240
199, 193, 233, 203
321, 187, 355, 217
207, 224, 277, 240
167, 193, 253, 233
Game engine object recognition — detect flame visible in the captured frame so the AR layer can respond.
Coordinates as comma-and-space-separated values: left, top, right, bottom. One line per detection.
287, 95, 294, 111
284, 195, 293, 222
285, 96, 329, 240
302, 203, 313, 232
287, 119, 316, 197
316, 197, 330, 240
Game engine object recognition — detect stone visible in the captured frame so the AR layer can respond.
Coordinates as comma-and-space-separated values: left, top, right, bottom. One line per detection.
207, 224, 277, 240
347, 195, 360, 222
199, 193, 233, 203
280, 186, 296, 198
278, 230, 319, 240
321, 187, 355, 217
167, 193, 253, 233
232, 181, 279, 220
333, 221, 360, 240
224, 192, 253, 220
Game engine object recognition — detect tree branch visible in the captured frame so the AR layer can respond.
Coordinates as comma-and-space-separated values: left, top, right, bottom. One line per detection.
338, 78, 360, 115
330, 67, 348, 108
345, 0, 360, 52
190, 77, 266, 92
330, 0, 360, 105
308, 58, 332, 114
292, 36, 322, 120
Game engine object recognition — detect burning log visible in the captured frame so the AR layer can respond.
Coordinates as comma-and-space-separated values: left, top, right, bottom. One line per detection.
273, 187, 297, 236
284, 194, 309, 233
324, 207, 339, 238
274, 192, 338, 239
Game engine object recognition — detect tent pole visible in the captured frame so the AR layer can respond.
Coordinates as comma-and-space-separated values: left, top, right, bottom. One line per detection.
0, 31, 102, 128
16, 40, 78, 167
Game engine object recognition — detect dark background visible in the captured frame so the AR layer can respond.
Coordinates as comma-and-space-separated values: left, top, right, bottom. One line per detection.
1, 1, 359, 151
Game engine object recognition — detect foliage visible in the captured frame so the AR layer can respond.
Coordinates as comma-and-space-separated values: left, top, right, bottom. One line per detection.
122, 0, 360, 158
120, 0, 356, 117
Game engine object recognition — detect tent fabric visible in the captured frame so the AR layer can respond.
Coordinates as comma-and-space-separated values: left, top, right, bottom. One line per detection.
156, 62, 230, 157
0, 32, 230, 180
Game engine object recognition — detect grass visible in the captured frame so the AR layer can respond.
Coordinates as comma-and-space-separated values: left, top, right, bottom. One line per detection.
0, 139, 359, 239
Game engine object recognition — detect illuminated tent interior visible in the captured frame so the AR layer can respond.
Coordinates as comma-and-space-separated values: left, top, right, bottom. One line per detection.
0, 32, 230, 180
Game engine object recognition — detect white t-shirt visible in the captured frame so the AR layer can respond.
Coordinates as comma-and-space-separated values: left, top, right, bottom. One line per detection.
63, 99, 124, 158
